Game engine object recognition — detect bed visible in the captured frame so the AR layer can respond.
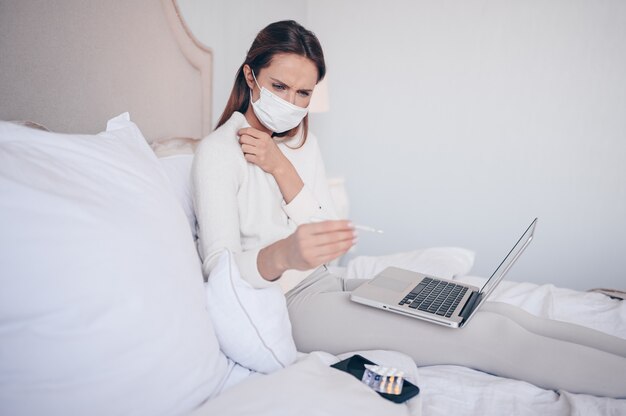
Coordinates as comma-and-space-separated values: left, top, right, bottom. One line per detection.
1, 1, 624, 415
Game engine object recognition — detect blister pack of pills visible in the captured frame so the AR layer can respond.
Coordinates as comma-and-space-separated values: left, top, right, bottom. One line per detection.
361, 364, 405, 395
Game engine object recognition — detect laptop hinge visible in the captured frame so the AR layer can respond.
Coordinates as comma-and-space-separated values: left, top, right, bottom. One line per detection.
459, 291, 481, 321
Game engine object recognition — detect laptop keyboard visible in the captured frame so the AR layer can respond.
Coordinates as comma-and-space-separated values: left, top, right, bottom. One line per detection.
398, 277, 468, 318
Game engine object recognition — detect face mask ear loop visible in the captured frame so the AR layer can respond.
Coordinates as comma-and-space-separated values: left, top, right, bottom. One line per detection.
251, 69, 262, 91
249, 69, 262, 107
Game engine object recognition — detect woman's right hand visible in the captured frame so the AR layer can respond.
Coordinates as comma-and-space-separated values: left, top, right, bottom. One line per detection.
257, 220, 357, 281
282, 220, 357, 271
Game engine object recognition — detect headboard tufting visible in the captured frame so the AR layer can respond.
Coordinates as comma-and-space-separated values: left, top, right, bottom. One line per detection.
0, 0, 212, 142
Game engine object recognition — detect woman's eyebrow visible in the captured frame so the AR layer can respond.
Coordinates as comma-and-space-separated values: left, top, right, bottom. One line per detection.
270, 77, 313, 93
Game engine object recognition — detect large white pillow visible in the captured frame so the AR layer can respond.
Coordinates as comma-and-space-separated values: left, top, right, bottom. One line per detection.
158, 153, 197, 238
0, 114, 230, 415
205, 250, 297, 374
151, 137, 199, 240
345, 247, 475, 280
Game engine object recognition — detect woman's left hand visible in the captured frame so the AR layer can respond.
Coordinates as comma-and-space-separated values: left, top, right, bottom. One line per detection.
238, 127, 287, 175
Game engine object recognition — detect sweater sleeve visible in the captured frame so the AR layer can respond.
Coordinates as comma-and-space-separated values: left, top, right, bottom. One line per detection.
191, 136, 273, 289
280, 132, 338, 224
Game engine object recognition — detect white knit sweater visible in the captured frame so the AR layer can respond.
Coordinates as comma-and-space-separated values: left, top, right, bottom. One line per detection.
192, 112, 337, 290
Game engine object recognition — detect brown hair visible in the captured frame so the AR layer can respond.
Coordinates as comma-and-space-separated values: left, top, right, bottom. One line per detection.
216, 20, 326, 145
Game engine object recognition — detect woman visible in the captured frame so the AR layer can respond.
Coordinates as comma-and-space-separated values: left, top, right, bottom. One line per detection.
192, 20, 353, 294
192, 20, 626, 398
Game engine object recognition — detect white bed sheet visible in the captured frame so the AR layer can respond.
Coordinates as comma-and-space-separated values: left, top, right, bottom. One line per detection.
417, 274, 626, 415
343, 251, 625, 414
455, 275, 626, 339
420, 365, 626, 416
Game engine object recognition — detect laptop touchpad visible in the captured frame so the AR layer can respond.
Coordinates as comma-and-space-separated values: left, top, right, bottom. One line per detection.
370, 276, 411, 292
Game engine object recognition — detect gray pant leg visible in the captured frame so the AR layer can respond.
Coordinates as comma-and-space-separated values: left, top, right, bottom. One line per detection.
286, 270, 626, 398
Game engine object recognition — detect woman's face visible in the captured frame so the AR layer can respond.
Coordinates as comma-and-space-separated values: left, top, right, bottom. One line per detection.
245, 53, 318, 109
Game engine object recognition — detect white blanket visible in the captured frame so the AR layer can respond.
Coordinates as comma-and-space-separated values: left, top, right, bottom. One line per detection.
420, 365, 626, 416
192, 351, 422, 416
417, 274, 626, 415
198, 250, 625, 415
346, 251, 626, 414
456, 275, 626, 339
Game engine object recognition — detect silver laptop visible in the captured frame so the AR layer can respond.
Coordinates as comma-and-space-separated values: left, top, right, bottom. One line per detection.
350, 218, 538, 328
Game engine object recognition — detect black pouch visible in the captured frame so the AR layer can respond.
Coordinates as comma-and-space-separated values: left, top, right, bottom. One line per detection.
330, 354, 420, 404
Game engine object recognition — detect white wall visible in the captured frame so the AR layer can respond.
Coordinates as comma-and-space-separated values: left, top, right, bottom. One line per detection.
177, 0, 308, 124
181, 0, 626, 290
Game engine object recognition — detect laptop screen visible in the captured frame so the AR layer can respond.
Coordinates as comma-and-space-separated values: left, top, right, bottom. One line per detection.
480, 218, 538, 296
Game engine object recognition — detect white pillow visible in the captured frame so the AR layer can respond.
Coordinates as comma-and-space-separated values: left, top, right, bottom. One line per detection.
158, 153, 197, 239
0, 114, 230, 415
205, 250, 297, 374
344, 247, 475, 280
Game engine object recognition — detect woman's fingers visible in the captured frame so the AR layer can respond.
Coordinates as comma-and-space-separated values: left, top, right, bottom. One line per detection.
237, 127, 285, 174
307, 229, 356, 247
300, 220, 356, 247
238, 134, 260, 146
238, 127, 266, 140
306, 219, 354, 234
314, 239, 355, 262
238, 129, 268, 154
243, 153, 257, 164
288, 220, 357, 269
240, 143, 256, 155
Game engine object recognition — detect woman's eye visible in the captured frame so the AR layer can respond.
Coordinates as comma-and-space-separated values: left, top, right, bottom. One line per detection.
297, 91, 311, 98
272, 83, 286, 91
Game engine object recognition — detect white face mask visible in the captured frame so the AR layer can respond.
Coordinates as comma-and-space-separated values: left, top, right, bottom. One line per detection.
249, 70, 309, 133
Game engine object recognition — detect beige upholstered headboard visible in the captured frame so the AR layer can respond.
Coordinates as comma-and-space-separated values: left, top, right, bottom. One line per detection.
0, 0, 212, 142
